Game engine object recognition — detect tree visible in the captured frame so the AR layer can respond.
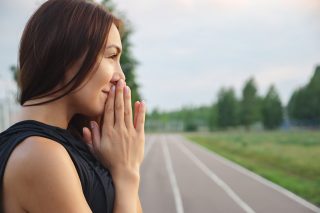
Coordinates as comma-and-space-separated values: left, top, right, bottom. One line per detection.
208, 103, 218, 131
240, 77, 261, 130
261, 85, 283, 129
217, 87, 239, 129
288, 65, 320, 126
307, 66, 320, 119
10, 65, 18, 83
288, 87, 310, 120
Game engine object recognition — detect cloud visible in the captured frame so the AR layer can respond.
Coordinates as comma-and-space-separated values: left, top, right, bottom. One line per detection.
1, 0, 319, 111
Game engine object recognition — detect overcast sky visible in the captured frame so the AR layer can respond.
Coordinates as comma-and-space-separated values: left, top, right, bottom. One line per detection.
0, 0, 319, 111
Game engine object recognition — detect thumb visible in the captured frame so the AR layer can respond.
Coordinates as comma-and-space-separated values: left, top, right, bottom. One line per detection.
89, 120, 101, 151
82, 127, 95, 156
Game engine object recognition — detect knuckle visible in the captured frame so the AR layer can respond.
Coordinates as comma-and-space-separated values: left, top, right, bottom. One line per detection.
115, 119, 125, 128
118, 125, 127, 134
106, 131, 112, 139
115, 102, 123, 110
104, 128, 114, 138
127, 127, 134, 134
109, 92, 115, 99
125, 91, 131, 98
109, 89, 115, 96
124, 108, 131, 116
117, 87, 123, 94
139, 105, 145, 113
106, 104, 113, 113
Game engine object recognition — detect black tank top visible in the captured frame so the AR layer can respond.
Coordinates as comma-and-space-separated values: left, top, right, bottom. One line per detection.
0, 120, 115, 213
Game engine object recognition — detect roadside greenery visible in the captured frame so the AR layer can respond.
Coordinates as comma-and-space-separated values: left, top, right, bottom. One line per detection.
186, 131, 320, 206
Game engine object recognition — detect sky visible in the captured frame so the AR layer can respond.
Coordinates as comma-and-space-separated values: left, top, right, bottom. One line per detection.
0, 0, 319, 111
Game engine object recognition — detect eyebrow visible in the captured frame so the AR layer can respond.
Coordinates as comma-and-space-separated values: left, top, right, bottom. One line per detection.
105, 44, 122, 54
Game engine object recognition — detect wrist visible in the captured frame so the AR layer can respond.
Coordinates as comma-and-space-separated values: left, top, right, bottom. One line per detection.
111, 167, 140, 186
112, 169, 140, 213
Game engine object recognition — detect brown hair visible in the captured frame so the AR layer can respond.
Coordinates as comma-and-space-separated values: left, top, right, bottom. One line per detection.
17, 0, 123, 137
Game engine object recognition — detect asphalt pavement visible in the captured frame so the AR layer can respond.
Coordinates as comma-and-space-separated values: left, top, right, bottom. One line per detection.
139, 134, 320, 213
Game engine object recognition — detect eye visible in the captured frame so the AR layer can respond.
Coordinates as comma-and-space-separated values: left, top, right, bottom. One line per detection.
108, 54, 118, 60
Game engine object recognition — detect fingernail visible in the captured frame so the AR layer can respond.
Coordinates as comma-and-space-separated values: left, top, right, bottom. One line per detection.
118, 79, 123, 87
111, 85, 115, 93
125, 86, 130, 94
90, 121, 95, 129
141, 100, 145, 107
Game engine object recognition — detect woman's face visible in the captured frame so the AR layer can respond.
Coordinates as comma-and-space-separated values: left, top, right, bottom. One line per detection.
68, 23, 125, 118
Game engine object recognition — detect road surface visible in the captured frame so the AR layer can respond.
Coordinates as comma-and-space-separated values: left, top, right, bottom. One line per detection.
139, 134, 320, 213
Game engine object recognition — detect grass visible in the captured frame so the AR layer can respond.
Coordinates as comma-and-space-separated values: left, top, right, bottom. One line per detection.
185, 130, 320, 207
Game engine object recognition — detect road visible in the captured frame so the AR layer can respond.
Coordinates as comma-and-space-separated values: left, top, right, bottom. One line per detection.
139, 134, 320, 213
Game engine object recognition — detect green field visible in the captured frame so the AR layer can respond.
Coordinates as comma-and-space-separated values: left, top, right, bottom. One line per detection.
185, 130, 320, 206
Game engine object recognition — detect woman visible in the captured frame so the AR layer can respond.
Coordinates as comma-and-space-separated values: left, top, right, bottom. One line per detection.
0, 0, 145, 212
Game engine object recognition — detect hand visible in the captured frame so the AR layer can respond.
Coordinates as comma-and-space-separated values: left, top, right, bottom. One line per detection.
82, 79, 146, 179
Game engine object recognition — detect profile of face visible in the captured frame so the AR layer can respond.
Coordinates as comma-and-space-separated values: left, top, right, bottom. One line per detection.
67, 23, 125, 119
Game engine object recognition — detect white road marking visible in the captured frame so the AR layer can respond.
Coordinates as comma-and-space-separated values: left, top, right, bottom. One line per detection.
175, 139, 255, 213
178, 135, 320, 213
162, 136, 184, 213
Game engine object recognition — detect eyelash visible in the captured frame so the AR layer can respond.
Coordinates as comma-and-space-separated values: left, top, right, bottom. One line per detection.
108, 54, 118, 59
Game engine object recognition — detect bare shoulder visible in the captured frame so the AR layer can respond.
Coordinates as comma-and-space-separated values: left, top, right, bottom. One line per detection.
3, 136, 92, 213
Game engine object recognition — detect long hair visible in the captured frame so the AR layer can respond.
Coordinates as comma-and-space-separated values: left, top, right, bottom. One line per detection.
18, 0, 123, 138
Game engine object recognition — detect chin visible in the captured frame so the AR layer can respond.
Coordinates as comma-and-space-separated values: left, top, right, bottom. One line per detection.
77, 102, 104, 119
95, 98, 107, 117
90, 105, 105, 118
74, 94, 106, 118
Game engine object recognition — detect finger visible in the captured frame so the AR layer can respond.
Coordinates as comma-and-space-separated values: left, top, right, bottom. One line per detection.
103, 84, 115, 131
90, 121, 101, 150
82, 127, 94, 155
136, 101, 146, 132
92, 115, 102, 128
124, 86, 134, 129
114, 79, 125, 128
134, 101, 140, 129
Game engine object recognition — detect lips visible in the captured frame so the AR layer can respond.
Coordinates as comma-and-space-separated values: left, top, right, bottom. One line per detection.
102, 87, 110, 93
102, 83, 116, 94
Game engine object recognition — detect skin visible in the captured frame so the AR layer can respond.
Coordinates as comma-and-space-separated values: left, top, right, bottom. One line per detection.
3, 23, 144, 213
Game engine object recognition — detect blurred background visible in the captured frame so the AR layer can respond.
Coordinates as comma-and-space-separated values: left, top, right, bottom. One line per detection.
0, 0, 319, 211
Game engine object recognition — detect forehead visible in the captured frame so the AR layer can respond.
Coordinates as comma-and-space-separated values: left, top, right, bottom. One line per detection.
106, 23, 122, 49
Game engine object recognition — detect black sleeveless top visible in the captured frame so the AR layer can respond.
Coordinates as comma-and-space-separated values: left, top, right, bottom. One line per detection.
0, 120, 115, 213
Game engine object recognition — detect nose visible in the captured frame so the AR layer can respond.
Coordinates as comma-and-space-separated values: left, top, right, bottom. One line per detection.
119, 66, 126, 82
110, 65, 126, 85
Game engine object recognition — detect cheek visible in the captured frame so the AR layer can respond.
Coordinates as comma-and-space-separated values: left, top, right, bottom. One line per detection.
97, 60, 113, 81
71, 87, 106, 117
71, 66, 113, 116
86, 83, 106, 106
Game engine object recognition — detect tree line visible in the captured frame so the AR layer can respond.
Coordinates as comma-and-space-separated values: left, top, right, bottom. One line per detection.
288, 66, 320, 127
147, 65, 320, 132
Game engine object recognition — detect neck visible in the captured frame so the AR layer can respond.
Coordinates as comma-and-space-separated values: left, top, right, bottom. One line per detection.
15, 98, 74, 130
